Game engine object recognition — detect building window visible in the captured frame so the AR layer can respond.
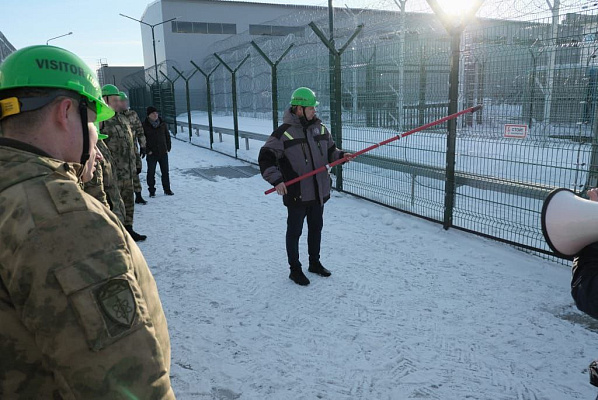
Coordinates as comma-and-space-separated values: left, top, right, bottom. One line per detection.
172, 21, 236, 35
249, 24, 304, 37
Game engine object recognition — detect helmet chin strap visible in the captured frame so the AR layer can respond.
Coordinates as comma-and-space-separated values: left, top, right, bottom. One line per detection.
78, 100, 90, 166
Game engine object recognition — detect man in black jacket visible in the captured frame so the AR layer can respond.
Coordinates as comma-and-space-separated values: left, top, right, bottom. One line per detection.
142, 106, 173, 197
258, 87, 352, 286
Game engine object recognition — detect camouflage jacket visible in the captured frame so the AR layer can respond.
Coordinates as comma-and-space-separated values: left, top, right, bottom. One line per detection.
0, 138, 175, 399
102, 113, 136, 183
123, 109, 146, 150
96, 140, 126, 224
123, 109, 146, 170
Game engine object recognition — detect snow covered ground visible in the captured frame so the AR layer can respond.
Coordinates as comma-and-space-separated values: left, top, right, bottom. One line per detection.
134, 137, 598, 399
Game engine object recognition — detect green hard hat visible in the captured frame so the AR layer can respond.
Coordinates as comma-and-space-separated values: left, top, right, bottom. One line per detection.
0, 45, 114, 122
101, 84, 120, 97
290, 87, 319, 107
119, 91, 128, 100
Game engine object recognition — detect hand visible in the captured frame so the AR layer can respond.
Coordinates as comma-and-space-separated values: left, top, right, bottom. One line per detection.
140, 147, 146, 159
343, 152, 355, 162
136, 167, 142, 175
589, 188, 598, 202
275, 182, 287, 195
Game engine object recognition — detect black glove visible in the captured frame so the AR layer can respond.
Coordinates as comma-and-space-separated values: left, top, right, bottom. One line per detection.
140, 147, 146, 159
136, 167, 142, 175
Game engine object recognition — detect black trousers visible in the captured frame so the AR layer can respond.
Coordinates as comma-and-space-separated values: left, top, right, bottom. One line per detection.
146, 153, 170, 193
286, 204, 324, 268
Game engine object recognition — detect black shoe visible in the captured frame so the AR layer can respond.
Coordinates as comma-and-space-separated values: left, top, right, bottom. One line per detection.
164, 189, 174, 196
125, 225, 147, 242
289, 266, 310, 286
135, 192, 148, 205
308, 262, 331, 277
149, 190, 156, 198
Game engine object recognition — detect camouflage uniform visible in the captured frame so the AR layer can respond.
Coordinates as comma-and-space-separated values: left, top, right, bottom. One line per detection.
0, 138, 175, 399
123, 109, 146, 193
83, 140, 126, 225
102, 113, 136, 226
82, 159, 109, 207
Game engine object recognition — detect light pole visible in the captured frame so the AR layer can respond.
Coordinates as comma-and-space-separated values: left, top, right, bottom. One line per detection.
46, 32, 72, 45
120, 13, 178, 111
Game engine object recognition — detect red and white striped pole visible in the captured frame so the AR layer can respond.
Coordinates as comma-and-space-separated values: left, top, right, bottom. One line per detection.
265, 105, 482, 195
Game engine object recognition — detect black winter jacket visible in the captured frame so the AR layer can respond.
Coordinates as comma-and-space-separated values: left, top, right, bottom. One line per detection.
142, 117, 171, 157
258, 108, 344, 207
572, 243, 598, 320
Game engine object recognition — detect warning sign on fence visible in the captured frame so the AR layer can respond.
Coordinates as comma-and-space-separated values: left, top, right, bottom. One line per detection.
504, 124, 528, 139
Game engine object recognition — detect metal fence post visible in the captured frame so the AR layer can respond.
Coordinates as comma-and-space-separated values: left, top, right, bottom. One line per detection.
308, 21, 364, 191
443, 30, 462, 230
250, 41, 294, 131
159, 71, 181, 135
214, 53, 250, 158
191, 61, 221, 149
172, 67, 198, 142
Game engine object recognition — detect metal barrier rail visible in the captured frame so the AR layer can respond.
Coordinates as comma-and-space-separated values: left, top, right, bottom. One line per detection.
176, 121, 267, 149
176, 120, 553, 202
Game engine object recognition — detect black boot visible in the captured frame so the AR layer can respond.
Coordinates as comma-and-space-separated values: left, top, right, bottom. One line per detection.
149, 189, 156, 198
135, 191, 147, 204
164, 189, 174, 196
125, 225, 147, 242
308, 262, 331, 277
289, 266, 310, 286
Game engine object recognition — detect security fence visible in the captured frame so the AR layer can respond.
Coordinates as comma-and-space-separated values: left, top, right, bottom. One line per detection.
123, 0, 598, 259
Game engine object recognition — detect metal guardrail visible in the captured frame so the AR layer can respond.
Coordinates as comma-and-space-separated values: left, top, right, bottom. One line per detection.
176, 121, 267, 150
358, 154, 554, 201
176, 120, 553, 202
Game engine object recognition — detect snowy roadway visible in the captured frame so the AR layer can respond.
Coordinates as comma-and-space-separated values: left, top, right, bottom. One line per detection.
134, 138, 598, 399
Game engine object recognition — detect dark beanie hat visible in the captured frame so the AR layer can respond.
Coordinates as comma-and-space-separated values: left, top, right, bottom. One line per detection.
147, 106, 158, 116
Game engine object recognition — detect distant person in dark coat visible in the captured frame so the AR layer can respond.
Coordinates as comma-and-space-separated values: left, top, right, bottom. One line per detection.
142, 106, 173, 197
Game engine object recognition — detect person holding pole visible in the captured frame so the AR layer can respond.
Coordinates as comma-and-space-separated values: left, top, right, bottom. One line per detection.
259, 87, 353, 286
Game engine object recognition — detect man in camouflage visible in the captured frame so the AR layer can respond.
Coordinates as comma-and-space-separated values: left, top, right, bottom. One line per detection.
101, 84, 146, 242
83, 138, 127, 225
119, 91, 148, 205
0, 45, 175, 399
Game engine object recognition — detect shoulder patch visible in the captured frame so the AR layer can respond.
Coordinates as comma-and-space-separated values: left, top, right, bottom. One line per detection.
45, 178, 88, 214
96, 279, 137, 329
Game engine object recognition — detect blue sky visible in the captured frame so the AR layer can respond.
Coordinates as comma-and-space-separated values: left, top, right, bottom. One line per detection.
2, 0, 363, 72
2, 0, 155, 70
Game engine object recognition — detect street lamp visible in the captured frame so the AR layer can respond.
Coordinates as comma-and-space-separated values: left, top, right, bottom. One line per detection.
425, 0, 483, 229
120, 13, 178, 111
46, 31, 73, 46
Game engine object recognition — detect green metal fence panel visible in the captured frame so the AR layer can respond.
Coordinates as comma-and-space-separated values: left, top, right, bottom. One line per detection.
121, 3, 598, 260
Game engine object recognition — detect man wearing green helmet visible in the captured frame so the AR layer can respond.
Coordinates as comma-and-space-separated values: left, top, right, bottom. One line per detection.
119, 91, 148, 205
0, 45, 175, 399
259, 87, 353, 286
101, 84, 147, 241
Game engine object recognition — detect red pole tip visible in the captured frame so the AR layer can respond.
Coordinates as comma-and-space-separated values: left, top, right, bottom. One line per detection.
472, 105, 483, 113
